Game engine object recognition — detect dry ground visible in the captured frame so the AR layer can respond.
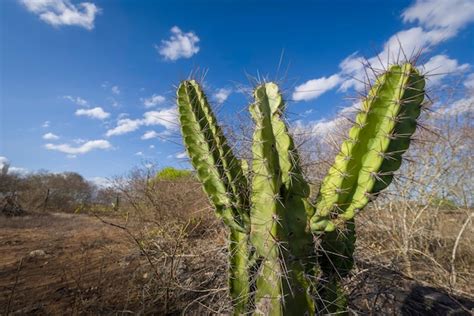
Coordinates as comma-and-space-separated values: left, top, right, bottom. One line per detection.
1, 211, 473, 315
0, 212, 143, 315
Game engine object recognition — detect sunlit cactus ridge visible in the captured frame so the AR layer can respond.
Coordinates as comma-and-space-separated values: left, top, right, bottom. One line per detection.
176, 62, 426, 315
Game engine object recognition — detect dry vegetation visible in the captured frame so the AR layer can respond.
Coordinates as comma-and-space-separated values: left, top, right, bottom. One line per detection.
1, 96, 473, 315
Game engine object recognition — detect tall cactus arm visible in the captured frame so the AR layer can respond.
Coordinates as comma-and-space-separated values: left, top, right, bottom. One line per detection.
177, 80, 249, 231
266, 83, 316, 311
311, 63, 426, 232
250, 83, 315, 315
312, 63, 425, 314
177, 80, 251, 314
249, 83, 285, 315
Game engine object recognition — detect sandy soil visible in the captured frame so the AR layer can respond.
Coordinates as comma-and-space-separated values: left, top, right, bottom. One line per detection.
0, 213, 140, 315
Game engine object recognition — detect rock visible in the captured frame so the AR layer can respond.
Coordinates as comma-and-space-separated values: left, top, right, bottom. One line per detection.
28, 249, 47, 258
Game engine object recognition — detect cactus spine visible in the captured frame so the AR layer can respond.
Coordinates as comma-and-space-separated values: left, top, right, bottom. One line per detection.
177, 63, 425, 315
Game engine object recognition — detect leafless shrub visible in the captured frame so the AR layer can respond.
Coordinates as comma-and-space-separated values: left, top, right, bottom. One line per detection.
355, 104, 473, 295
97, 163, 230, 314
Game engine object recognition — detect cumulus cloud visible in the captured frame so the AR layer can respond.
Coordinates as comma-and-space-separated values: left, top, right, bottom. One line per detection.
9, 166, 29, 175
213, 88, 232, 104
157, 26, 200, 61
0, 157, 27, 175
337, 28, 463, 91
465, 73, 474, 89
422, 55, 470, 85
176, 151, 187, 159
88, 176, 112, 188
402, 0, 474, 35
0, 156, 9, 173
293, 102, 359, 137
292, 75, 342, 101
42, 120, 50, 128
294, 0, 474, 98
438, 96, 474, 116
64, 95, 88, 106
142, 94, 165, 108
106, 107, 178, 137
42, 132, 60, 140
75, 107, 110, 120
106, 118, 142, 137
20, 0, 100, 30
142, 107, 178, 130
141, 130, 158, 140
45, 139, 111, 154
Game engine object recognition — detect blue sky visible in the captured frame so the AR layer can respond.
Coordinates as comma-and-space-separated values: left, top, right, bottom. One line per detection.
1, 0, 473, 184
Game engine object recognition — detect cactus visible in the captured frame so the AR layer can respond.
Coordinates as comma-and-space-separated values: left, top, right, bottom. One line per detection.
177, 62, 425, 315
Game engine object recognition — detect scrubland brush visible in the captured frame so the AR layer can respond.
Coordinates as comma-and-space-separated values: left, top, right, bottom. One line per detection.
176, 62, 426, 315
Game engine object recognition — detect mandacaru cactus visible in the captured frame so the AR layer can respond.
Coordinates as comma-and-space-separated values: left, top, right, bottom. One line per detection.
176, 62, 426, 315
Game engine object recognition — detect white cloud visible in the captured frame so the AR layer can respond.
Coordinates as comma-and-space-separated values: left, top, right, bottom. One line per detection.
42, 132, 60, 140
292, 102, 359, 138
64, 95, 88, 106
0, 157, 26, 175
75, 107, 110, 120
142, 94, 165, 108
422, 54, 470, 85
176, 151, 187, 159
141, 130, 158, 140
135, 151, 143, 156
45, 139, 111, 155
0, 156, 9, 173
42, 120, 50, 128
465, 73, 474, 89
383, 27, 454, 59
213, 88, 232, 104
402, 0, 474, 35
157, 26, 200, 61
293, 74, 342, 101
111, 86, 120, 95
297, 0, 474, 97
105, 118, 142, 137
142, 107, 178, 130
88, 176, 112, 188
337, 27, 459, 91
9, 167, 29, 175
439, 96, 474, 116
73, 138, 86, 144
310, 118, 345, 137
106, 106, 178, 137
20, 0, 100, 30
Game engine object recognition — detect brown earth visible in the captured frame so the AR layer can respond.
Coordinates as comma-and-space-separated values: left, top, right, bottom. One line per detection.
1, 211, 473, 315
0, 212, 142, 315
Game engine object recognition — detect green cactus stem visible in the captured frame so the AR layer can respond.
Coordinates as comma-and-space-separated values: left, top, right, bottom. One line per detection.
250, 83, 314, 315
311, 63, 425, 231
177, 80, 251, 313
312, 63, 425, 313
176, 61, 426, 315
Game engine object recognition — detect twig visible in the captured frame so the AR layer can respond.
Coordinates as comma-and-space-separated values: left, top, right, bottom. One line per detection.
450, 211, 473, 288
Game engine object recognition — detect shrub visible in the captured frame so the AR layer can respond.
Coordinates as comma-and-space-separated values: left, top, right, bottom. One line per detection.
155, 167, 192, 181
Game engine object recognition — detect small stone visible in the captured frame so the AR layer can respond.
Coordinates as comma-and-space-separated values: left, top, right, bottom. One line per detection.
29, 249, 47, 258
